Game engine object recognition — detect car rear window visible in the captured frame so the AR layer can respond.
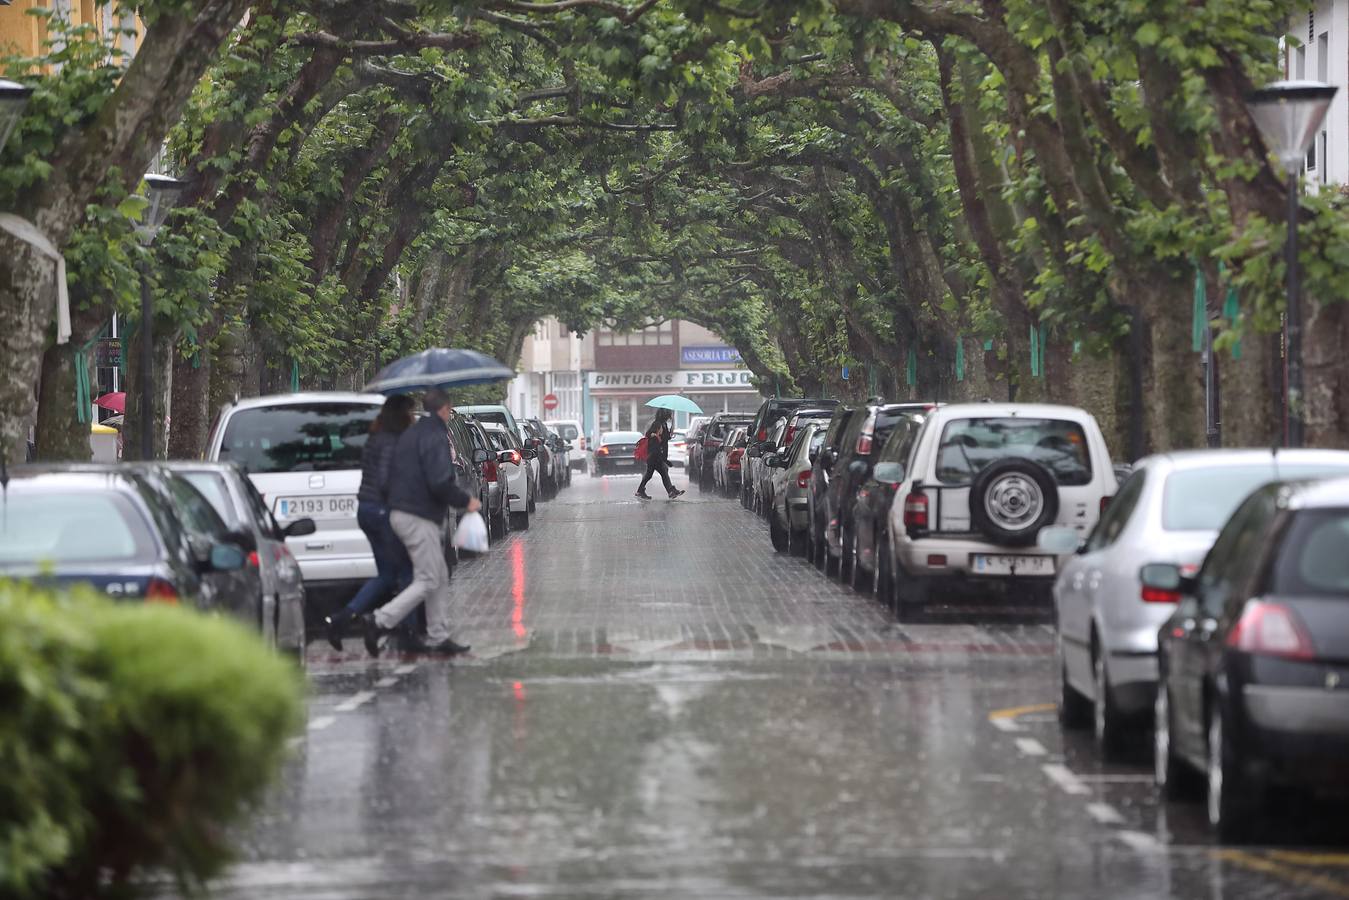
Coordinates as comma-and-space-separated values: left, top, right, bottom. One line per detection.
1270, 509, 1349, 597
219, 403, 378, 473
553, 424, 579, 440
180, 471, 239, 527
603, 432, 642, 445
0, 491, 154, 564
935, 417, 1092, 486
1163, 464, 1349, 531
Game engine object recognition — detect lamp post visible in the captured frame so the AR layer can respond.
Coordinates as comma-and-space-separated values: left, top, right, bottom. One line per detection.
1245, 80, 1337, 447
134, 173, 189, 460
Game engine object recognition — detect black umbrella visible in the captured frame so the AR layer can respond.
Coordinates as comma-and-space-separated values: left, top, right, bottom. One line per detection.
363, 348, 514, 395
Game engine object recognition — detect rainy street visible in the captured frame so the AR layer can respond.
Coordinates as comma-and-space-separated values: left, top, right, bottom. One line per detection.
212, 475, 1349, 900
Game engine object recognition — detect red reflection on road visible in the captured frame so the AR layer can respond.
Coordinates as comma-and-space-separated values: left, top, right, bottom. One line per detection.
511, 540, 527, 640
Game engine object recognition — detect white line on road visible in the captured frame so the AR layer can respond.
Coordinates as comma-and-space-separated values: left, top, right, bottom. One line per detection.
308, 715, 335, 731
334, 691, 375, 712
1042, 763, 1091, 796
1086, 802, 1125, 825
1014, 737, 1047, 757
374, 676, 400, 688
1116, 830, 1164, 853
394, 663, 419, 675
990, 717, 1023, 733
1076, 773, 1155, 784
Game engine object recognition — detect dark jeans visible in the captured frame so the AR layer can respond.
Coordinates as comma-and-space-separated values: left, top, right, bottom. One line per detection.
639, 458, 675, 494
345, 502, 414, 620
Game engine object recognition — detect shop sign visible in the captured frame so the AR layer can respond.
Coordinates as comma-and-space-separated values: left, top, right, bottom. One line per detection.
588, 370, 755, 391
681, 345, 742, 364
95, 338, 121, 369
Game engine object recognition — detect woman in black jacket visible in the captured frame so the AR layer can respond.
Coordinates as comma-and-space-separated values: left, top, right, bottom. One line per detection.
324, 394, 416, 650
636, 408, 684, 500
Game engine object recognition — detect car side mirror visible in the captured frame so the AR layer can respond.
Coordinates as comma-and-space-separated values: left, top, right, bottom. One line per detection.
1139, 563, 1196, 600
523, 448, 537, 460
282, 518, 316, 538
526, 438, 543, 450
1037, 525, 1082, 555
210, 542, 247, 572
808, 450, 819, 465
226, 528, 257, 553
473, 447, 490, 464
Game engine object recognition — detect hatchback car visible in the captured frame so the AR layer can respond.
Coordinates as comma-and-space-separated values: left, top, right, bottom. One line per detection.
880, 404, 1117, 621
807, 405, 857, 569
764, 423, 825, 555
1044, 449, 1349, 759
1150, 477, 1349, 841
753, 407, 836, 519
481, 420, 534, 530
545, 419, 586, 467
161, 460, 314, 659
850, 410, 928, 594
1, 465, 257, 622
742, 397, 839, 510
692, 413, 753, 490
714, 427, 749, 495
593, 430, 644, 475
450, 415, 508, 543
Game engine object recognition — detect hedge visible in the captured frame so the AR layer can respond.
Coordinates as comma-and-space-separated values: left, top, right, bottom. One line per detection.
0, 581, 304, 898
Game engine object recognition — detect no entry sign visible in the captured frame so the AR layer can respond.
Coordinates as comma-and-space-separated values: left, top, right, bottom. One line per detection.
542, 393, 559, 411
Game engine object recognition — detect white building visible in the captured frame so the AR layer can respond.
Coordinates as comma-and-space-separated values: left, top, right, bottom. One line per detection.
507, 317, 590, 423
1289, 2, 1349, 187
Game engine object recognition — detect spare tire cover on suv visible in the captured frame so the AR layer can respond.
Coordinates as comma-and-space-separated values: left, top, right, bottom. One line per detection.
968, 457, 1059, 547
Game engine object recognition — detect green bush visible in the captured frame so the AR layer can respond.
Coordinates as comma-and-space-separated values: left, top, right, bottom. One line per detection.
0, 582, 304, 898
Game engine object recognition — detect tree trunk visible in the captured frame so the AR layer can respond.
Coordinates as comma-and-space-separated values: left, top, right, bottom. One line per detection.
34, 306, 108, 461
1302, 297, 1349, 447
168, 346, 211, 458
121, 324, 177, 461
0, 236, 58, 463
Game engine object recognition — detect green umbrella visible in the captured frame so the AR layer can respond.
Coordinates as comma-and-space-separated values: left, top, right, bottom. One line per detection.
645, 394, 703, 414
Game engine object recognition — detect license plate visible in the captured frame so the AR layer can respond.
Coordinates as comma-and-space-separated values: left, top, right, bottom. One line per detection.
970, 554, 1055, 576
275, 495, 356, 519
614, 460, 636, 467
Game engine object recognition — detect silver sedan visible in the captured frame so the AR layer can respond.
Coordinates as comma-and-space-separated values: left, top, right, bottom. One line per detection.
1042, 448, 1349, 759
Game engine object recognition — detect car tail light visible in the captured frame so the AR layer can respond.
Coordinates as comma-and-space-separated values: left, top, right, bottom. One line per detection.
597, 446, 609, 456
757, 428, 767, 441
797, 471, 810, 488
1228, 601, 1315, 660
857, 433, 873, 455
1141, 586, 1180, 603
903, 492, 929, 530
784, 425, 797, 446
247, 550, 260, 568
145, 578, 179, 604
1101, 495, 1112, 514
729, 448, 744, 469
927, 554, 947, 567
483, 459, 498, 482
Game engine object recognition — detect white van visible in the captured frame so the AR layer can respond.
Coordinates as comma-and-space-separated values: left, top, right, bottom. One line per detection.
205, 392, 386, 618
545, 419, 586, 468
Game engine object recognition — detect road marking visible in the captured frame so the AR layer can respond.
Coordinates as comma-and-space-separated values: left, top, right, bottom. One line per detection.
1076, 773, 1154, 784
988, 702, 1056, 726
1116, 831, 1163, 854
1086, 802, 1124, 825
990, 717, 1023, 733
1014, 737, 1047, 757
1217, 850, 1349, 897
1267, 850, 1349, 868
1041, 763, 1091, 796
308, 715, 335, 731
334, 691, 375, 712
394, 663, 419, 675
374, 676, 400, 688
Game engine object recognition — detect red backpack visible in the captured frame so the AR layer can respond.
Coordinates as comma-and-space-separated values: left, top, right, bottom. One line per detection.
634, 436, 649, 462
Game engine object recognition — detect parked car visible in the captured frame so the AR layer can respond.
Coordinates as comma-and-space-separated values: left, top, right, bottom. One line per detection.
1149, 477, 1349, 841
540, 421, 573, 487
742, 398, 839, 511
753, 407, 836, 520
161, 460, 312, 660
545, 419, 586, 468
206, 392, 386, 622
593, 430, 644, 475
683, 416, 710, 456
525, 417, 563, 497
850, 409, 930, 593
1, 465, 263, 628
517, 421, 555, 500
806, 405, 857, 570
481, 421, 534, 530
714, 427, 750, 496
822, 403, 926, 582
452, 415, 509, 543
764, 423, 826, 555
879, 403, 1117, 622
669, 428, 688, 468
1044, 449, 1349, 759
692, 413, 753, 490
455, 404, 521, 435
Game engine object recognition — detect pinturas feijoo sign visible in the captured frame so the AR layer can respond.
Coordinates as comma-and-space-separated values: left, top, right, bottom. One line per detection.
587, 370, 755, 391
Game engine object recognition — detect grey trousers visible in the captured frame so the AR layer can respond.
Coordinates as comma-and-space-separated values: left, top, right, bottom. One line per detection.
375, 511, 453, 643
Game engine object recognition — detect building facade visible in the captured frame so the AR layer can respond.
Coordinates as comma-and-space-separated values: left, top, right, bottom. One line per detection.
1288, 2, 1349, 187
508, 317, 590, 424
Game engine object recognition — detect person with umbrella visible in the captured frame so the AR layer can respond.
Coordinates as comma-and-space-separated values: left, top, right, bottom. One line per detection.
636, 395, 697, 500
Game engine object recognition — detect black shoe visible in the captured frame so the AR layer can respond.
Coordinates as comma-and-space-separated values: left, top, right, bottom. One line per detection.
411, 637, 472, 656
668, 489, 685, 499
635, 490, 652, 500
360, 614, 389, 657
324, 609, 353, 652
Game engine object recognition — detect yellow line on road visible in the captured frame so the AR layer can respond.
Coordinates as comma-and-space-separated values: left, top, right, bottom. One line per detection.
988, 702, 1056, 721
1267, 850, 1349, 868
1216, 850, 1349, 897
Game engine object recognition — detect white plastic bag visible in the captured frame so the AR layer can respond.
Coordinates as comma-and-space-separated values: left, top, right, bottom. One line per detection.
452, 511, 489, 553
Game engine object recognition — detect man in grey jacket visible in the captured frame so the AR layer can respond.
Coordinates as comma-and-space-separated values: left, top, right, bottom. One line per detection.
363, 388, 481, 656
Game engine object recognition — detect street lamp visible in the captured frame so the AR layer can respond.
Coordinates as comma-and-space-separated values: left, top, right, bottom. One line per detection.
135, 173, 189, 460
0, 78, 33, 152
1245, 79, 1337, 447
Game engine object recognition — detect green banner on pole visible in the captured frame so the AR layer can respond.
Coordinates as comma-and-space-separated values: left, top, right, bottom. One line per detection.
955, 335, 965, 382
906, 347, 917, 386
74, 345, 92, 424
1193, 265, 1207, 352
290, 359, 300, 393
1030, 324, 1041, 378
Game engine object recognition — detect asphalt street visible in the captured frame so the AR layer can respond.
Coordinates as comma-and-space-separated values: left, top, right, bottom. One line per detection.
193, 472, 1349, 899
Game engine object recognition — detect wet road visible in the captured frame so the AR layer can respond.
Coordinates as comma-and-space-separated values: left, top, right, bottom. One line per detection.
211, 473, 1349, 898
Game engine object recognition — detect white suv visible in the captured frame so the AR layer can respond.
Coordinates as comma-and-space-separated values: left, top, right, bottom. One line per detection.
880, 403, 1117, 621
206, 392, 386, 621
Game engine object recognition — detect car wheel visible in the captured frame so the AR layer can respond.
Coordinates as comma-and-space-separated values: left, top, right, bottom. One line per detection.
510, 510, 530, 531
1207, 704, 1258, 843
812, 524, 827, 572
528, 490, 537, 513
824, 539, 840, 578
893, 572, 927, 623
1154, 685, 1200, 800
1093, 645, 1128, 759
837, 529, 854, 583
851, 538, 873, 594
769, 514, 789, 553
1058, 645, 1092, 729
877, 539, 895, 604
788, 524, 805, 557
